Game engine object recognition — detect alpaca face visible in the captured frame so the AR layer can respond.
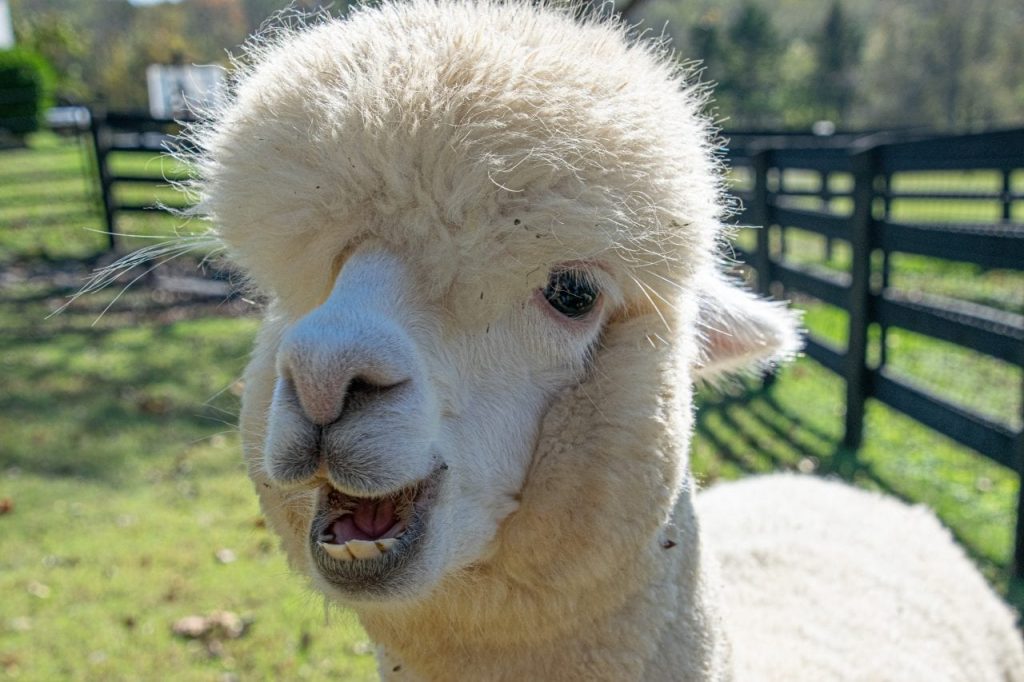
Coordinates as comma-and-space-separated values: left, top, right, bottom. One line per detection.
256, 242, 619, 600
200, 1, 798, 610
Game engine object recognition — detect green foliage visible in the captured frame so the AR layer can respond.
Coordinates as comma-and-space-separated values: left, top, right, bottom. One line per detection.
8, 0, 341, 111
812, 0, 862, 122
858, 0, 1019, 129
7, 0, 1024, 130
691, 2, 822, 129
12, 11, 90, 104
652, 0, 1022, 130
0, 48, 54, 138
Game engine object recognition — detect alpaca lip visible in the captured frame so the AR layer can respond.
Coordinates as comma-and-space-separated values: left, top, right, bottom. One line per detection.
309, 463, 445, 592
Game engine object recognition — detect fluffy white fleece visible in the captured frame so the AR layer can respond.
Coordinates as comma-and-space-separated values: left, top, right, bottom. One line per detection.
701, 475, 1024, 682
185, 1, 1024, 680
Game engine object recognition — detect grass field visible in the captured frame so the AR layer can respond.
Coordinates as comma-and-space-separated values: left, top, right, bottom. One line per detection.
0, 282, 378, 680
1, 134, 1022, 680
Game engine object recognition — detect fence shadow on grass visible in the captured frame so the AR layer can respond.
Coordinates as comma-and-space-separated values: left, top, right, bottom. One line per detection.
0, 268, 256, 484
695, 381, 887, 489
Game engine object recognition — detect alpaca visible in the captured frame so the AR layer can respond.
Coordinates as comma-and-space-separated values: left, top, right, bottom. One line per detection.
186, 1, 1024, 679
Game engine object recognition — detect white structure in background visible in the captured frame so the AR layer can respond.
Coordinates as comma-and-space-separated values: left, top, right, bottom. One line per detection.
0, 0, 15, 49
146, 64, 225, 119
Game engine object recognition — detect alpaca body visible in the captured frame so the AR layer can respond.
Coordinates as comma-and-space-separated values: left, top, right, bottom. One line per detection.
188, 2, 1024, 679
701, 476, 1024, 682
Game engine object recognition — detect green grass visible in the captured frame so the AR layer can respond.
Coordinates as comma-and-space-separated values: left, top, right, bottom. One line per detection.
1, 278, 1019, 681
0, 285, 377, 681
0, 134, 108, 262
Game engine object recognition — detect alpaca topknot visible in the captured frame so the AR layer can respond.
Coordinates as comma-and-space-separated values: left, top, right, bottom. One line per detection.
183, 0, 727, 312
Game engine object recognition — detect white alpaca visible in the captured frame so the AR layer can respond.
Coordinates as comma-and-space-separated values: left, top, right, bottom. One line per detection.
186, 2, 1024, 679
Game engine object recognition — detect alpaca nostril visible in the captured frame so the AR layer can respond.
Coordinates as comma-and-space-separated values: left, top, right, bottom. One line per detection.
337, 375, 409, 418
284, 364, 411, 427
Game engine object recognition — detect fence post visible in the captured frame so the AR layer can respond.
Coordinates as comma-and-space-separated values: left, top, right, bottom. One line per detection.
88, 108, 117, 252
878, 173, 893, 370
821, 170, 834, 261
1015, 383, 1024, 579
1002, 169, 1013, 222
843, 146, 878, 449
750, 148, 773, 296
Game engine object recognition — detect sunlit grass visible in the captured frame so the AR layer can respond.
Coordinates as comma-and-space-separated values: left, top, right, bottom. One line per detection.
0, 286, 377, 681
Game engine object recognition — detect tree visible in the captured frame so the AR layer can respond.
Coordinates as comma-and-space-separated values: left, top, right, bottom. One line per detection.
854, 0, 1017, 130
718, 2, 784, 128
187, 0, 247, 57
690, 10, 724, 76
812, 0, 862, 125
0, 48, 54, 138
13, 11, 89, 103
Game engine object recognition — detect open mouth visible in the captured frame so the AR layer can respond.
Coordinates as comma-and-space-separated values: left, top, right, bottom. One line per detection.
309, 463, 445, 592
316, 484, 419, 560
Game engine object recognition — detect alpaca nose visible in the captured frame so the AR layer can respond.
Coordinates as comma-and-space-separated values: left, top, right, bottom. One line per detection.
263, 249, 435, 489
277, 318, 415, 427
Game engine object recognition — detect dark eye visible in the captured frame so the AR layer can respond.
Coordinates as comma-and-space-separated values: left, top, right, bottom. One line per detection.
542, 269, 599, 319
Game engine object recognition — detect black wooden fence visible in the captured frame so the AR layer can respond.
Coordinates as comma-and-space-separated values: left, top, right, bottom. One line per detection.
725, 129, 1024, 576
90, 111, 191, 250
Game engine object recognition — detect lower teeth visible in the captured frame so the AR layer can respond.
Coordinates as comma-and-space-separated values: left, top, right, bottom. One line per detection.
319, 537, 397, 561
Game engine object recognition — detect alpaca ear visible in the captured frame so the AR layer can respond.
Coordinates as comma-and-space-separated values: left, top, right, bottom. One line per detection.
694, 274, 803, 381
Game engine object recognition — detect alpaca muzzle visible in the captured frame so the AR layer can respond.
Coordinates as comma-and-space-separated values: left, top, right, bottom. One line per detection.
262, 249, 441, 495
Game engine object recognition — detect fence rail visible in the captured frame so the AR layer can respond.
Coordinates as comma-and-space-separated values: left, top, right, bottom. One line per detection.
726, 128, 1024, 576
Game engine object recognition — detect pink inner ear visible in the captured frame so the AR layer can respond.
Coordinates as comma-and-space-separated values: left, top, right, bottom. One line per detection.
702, 323, 753, 362
695, 276, 803, 380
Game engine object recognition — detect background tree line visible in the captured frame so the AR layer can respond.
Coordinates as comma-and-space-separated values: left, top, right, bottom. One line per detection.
7, 0, 1024, 131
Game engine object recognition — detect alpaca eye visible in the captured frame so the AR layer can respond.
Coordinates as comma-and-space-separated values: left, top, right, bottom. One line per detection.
543, 269, 599, 319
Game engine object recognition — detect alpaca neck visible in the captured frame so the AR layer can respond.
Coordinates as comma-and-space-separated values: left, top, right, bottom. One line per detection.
357, 488, 731, 681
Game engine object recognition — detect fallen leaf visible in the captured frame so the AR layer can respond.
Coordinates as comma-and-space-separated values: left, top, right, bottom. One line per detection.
1, 653, 20, 674
138, 395, 172, 415
0, 498, 12, 514
8, 617, 32, 632
351, 640, 374, 656
172, 615, 208, 639
26, 581, 50, 599
172, 611, 251, 641
207, 610, 248, 639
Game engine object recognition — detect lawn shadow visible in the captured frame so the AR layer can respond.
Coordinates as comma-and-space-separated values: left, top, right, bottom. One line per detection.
696, 381, 901, 500
0, 267, 255, 485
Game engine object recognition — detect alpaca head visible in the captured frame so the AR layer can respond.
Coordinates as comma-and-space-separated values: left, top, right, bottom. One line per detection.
193, 1, 799, 607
